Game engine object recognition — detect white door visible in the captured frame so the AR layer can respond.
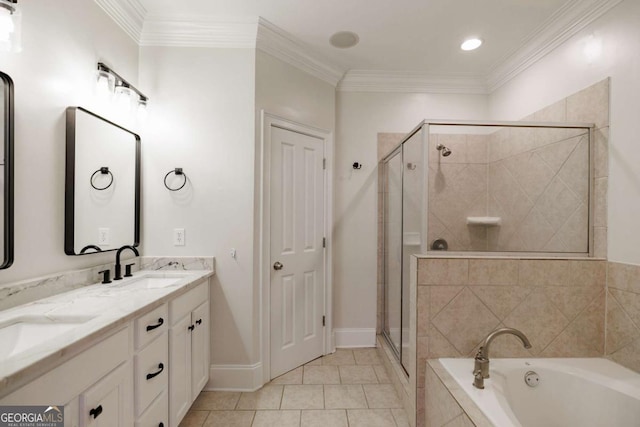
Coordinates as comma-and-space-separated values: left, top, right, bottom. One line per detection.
169, 314, 191, 427
191, 302, 210, 400
270, 126, 325, 379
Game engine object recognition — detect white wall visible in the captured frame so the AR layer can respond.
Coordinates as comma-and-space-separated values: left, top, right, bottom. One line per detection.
254, 51, 336, 366
334, 92, 489, 334
0, 0, 139, 285
489, 0, 638, 264
139, 47, 256, 366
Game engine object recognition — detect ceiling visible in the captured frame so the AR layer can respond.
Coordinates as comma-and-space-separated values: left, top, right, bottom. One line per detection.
137, 0, 570, 76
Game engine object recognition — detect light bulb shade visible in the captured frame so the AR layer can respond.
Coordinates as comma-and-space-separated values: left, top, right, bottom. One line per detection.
461, 38, 482, 51
95, 70, 115, 100
0, 1, 21, 53
114, 84, 134, 111
137, 99, 148, 121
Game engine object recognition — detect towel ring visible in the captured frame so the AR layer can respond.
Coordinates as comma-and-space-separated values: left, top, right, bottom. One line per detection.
164, 168, 187, 191
90, 167, 113, 191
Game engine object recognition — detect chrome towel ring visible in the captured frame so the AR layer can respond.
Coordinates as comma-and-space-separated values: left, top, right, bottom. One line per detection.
164, 168, 187, 191
90, 167, 113, 190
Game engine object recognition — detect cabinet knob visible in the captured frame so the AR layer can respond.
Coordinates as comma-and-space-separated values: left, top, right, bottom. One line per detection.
188, 324, 195, 331
196, 319, 202, 326
89, 405, 103, 419
273, 261, 283, 271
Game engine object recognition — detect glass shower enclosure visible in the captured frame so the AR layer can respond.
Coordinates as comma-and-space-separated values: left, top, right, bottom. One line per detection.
381, 119, 593, 374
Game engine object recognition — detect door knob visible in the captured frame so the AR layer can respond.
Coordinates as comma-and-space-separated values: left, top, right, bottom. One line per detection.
273, 261, 283, 271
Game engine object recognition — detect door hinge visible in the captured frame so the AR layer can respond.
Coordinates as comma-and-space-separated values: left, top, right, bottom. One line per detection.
322, 237, 326, 248
323, 158, 326, 169
322, 315, 326, 327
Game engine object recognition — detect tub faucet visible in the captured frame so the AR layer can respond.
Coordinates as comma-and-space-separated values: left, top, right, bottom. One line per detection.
473, 327, 532, 389
114, 245, 139, 280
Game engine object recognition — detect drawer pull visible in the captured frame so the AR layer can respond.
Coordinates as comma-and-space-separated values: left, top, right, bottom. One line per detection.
146, 318, 164, 332
196, 319, 202, 326
188, 324, 195, 331
89, 405, 103, 419
146, 363, 165, 380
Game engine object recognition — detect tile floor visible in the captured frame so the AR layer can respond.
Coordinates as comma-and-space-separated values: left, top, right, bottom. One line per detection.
179, 348, 409, 427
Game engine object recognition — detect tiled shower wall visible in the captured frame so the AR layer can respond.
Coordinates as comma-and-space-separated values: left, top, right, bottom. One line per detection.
382, 79, 609, 255
605, 261, 640, 373
414, 257, 606, 427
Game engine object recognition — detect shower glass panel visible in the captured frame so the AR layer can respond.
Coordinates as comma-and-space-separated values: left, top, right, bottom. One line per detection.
401, 131, 423, 370
427, 124, 591, 253
383, 149, 403, 358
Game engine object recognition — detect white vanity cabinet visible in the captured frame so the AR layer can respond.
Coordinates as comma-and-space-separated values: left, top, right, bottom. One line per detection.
0, 275, 211, 427
134, 304, 169, 427
169, 281, 210, 427
0, 327, 133, 427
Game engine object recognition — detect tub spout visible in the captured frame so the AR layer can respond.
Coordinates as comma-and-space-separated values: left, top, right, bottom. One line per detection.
473, 328, 532, 388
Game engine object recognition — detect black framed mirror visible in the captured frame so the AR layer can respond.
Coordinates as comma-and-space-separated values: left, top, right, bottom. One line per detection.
65, 107, 140, 255
0, 71, 14, 269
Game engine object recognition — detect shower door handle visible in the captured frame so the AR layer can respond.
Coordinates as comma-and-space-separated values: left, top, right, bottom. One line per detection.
273, 262, 283, 271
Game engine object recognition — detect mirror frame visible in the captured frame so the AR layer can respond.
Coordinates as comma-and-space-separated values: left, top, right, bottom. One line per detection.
0, 71, 14, 269
64, 106, 141, 256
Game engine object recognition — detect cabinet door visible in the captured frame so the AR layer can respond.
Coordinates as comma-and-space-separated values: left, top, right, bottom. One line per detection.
80, 362, 132, 427
169, 314, 192, 427
191, 302, 210, 400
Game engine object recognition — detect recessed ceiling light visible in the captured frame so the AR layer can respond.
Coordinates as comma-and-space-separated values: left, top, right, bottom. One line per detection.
461, 38, 483, 51
330, 31, 360, 49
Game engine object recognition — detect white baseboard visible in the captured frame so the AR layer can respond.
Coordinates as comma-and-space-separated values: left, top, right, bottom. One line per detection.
334, 328, 377, 348
205, 363, 263, 392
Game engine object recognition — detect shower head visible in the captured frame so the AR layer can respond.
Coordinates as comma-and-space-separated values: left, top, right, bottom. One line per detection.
436, 144, 452, 157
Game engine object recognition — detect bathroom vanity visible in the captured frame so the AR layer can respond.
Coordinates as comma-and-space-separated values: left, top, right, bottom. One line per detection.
0, 269, 213, 427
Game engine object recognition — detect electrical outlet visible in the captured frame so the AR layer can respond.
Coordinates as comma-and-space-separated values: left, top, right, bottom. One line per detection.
173, 228, 185, 246
98, 228, 110, 245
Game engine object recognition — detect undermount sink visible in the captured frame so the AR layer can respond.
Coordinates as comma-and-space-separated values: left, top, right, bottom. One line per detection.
0, 315, 95, 359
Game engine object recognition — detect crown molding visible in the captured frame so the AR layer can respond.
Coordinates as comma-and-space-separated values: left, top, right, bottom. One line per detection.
140, 15, 258, 48
256, 18, 344, 86
337, 70, 488, 94
486, 0, 624, 91
94, 0, 146, 42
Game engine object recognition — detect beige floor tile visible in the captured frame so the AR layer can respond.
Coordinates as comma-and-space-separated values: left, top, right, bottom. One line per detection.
347, 409, 397, 427
353, 348, 383, 365
179, 410, 209, 427
281, 385, 324, 409
339, 365, 379, 384
321, 349, 356, 365
324, 385, 367, 409
391, 408, 410, 427
363, 384, 402, 408
305, 357, 323, 366
374, 365, 391, 383
236, 385, 283, 410
191, 392, 241, 410
203, 410, 254, 427
251, 410, 300, 427
271, 367, 303, 385
303, 365, 340, 384
301, 409, 348, 427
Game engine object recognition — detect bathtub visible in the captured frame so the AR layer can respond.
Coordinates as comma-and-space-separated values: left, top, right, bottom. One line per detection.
437, 358, 640, 427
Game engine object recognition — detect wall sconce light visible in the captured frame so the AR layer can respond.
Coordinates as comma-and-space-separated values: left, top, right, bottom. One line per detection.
0, 0, 21, 53
96, 62, 148, 115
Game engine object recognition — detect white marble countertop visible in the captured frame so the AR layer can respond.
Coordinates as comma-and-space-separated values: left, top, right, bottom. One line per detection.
0, 269, 214, 398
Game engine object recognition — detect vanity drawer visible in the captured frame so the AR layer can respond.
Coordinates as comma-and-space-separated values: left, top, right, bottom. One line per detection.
135, 304, 168, 350
135, 391, 168, 427
170, 280, 208, 325
135, 333, 168, 416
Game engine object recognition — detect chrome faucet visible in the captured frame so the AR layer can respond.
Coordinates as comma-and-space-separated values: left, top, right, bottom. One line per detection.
114, 245, 139, 280
473, 327, 532, 389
